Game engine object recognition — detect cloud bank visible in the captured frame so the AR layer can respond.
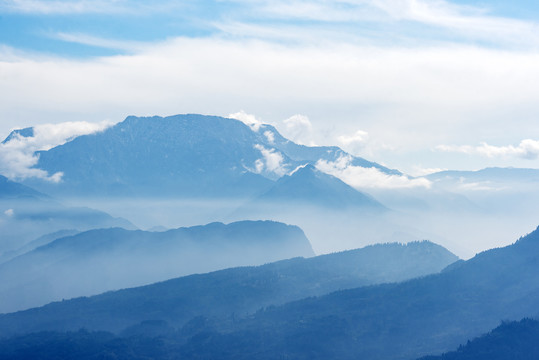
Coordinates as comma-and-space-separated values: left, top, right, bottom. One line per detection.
2, 0, 539, 172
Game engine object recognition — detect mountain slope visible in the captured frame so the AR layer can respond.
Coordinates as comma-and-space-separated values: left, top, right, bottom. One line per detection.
256, 164, 385, 209
5, 114, 397, 198
0, 174, 46, 200
24, 114, 277, 197
0, 221, 313, 313
418, 318, 539, 360
0, 241, 457, 336
0, 229, 79, 265
136, 225, 539, 360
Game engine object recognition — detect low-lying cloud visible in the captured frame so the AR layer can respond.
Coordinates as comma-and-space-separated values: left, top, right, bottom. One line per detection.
437, 139, 539, 160
316, 155, 431, 189
0, 120, 114, 181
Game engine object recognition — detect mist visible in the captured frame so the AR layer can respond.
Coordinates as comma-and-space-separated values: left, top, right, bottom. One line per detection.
0, 220, 313, 313
58, 185, 539, 260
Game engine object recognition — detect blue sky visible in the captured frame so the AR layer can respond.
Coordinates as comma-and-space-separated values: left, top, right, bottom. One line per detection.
1, 0, 539, 176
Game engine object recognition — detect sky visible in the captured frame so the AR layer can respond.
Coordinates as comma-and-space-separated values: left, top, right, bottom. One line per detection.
1, 0, 539, 175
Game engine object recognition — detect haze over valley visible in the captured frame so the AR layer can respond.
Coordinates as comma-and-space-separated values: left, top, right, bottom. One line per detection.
1, 0, 539, 359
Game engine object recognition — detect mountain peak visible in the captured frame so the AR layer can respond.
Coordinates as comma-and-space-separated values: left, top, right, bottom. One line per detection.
259, 163, 385, 210
2, 127, 34, 144
16, 114, 397, 199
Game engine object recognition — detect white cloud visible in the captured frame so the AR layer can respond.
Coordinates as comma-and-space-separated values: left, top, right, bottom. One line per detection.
4, 209, 14, 217
264, 130, 275, 144
53, 32, 145, 52
338, 129, 369, 154
437, 139, 539, 160
0, 0, 127, 14
0, 120, 114, 181
316, 155, 431, 189
457, 181, 502, 192
281, 114, 315, 146
410, 165, 447, 177
338, 130, 369, 146
0, 0, 185, 15
253, 144, 287, 177
2, 35, 539, 172
223, 0, 539, 47
228, 110, 264, 132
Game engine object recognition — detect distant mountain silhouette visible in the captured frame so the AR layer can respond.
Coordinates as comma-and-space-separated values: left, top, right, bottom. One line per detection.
426, 167, 539, 184
5, 114, 397, 198
0, 241, 457, 336
0, 174, 46, 200
0, 229, 79, 265
0, 176, 134, 254
0, 220, 313, 313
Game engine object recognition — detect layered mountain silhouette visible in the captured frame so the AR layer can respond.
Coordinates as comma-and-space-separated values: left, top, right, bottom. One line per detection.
4, 114, 396, 198
9, 225, 531, 359
0, 220, 313, 313
0, 229, 79, 265
158, 225, 539, 360
0, 240, 457, 336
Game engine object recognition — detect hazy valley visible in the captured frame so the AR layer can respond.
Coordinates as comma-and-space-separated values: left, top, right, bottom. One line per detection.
0, 113, 538, 359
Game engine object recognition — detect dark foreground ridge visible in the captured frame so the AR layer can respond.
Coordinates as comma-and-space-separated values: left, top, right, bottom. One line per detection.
418, 318, 539, 360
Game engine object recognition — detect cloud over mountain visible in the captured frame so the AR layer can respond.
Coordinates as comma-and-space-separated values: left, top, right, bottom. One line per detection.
0, 120, 113, 181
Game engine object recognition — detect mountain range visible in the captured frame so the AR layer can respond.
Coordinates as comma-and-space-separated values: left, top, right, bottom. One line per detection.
8, 114, 397, 199
170, 225, 539, 360
1, 226, 538, 359
0, 240, 457, 336
0, 220, 313, 313
1, 113, 539, 359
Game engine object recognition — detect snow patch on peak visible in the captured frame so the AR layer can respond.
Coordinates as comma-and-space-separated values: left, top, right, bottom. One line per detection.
289, 163, 310, 176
